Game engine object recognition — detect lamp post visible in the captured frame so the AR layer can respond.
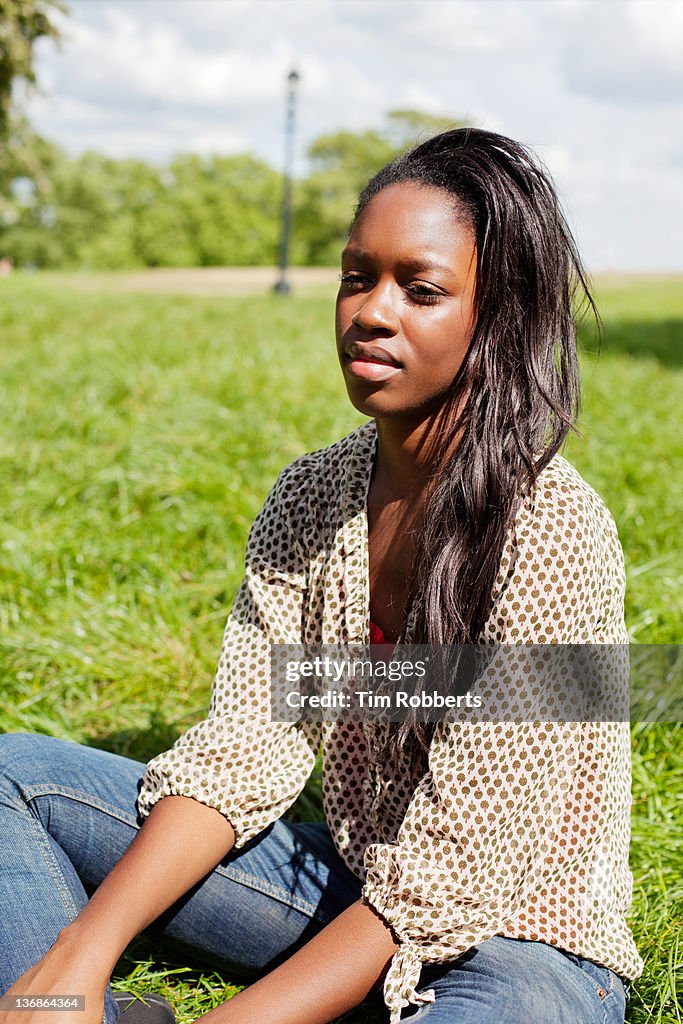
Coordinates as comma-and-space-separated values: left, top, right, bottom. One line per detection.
273, 69, 300, 295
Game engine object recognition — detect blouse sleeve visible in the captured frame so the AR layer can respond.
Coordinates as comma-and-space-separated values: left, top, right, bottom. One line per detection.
361, 463, 628, 1023
136, 460, 322, 849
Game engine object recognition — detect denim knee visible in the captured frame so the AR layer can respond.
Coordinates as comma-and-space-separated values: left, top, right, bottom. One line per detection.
0, 730, 54, 759
0, 732, 61, 796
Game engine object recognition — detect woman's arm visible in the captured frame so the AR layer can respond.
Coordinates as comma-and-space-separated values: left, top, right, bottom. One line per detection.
3, 458, 320, 1024
58, 794, 236, 971
195, 899, 398, 1024
1, 796, 236, 1024
3, 802, 396, 1024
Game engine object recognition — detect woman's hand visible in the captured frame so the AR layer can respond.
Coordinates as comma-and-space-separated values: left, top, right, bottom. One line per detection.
0, 930, 109, 1024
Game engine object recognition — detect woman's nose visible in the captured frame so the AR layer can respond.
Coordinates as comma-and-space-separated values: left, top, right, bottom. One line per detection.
351, 285, 399, 334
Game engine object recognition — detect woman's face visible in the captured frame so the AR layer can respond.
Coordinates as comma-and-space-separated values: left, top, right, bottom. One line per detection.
335, 182, 477, 421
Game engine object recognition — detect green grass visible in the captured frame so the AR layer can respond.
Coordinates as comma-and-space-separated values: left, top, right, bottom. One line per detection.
0, 272, 681, 1021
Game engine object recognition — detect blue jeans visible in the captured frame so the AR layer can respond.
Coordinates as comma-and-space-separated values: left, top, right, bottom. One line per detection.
0, 733, 630, 1023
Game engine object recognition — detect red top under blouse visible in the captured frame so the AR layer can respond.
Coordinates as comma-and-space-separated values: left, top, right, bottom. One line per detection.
369, 620, 396, 646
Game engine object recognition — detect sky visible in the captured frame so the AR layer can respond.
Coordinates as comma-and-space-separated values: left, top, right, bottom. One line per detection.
24, 0, 683, 272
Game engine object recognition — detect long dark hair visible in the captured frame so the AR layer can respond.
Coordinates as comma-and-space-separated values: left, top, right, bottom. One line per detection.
353, 128, 598, 761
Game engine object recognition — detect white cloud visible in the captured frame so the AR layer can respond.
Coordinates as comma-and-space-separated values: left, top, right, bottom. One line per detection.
53, 6, 329, 108
391, 0, 532, 54
183, 128, 251, 156
556, 0, 683, 104
399, 84, 449, 115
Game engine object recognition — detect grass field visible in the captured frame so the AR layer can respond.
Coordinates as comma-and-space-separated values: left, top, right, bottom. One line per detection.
0, 270, 681, 1022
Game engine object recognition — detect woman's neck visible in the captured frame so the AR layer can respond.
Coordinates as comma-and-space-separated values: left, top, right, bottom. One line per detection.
372, 410, 461, 499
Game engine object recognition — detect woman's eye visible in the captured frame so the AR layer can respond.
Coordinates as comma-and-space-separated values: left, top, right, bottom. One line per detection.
339, 272, 367, 289
338, 273, 441, 304
407, 284, 441, 305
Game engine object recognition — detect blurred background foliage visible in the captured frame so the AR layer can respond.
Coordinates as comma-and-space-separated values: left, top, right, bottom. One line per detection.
0, 0, 64, 133
0, 109, 464, 269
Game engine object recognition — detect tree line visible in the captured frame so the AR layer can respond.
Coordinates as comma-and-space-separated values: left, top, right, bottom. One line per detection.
0, 110, 464, 269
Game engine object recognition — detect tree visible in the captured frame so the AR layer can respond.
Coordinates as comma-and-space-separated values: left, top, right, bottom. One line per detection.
160, 154, 281, 267
0, 103, 470, 269
296, 129, 396, 265
0, 142, 284, 269
0, 0, 65, 136
0, 114, 66, 265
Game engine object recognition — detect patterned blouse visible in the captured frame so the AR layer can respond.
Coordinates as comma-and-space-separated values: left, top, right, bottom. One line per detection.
137, 418, 643, 1023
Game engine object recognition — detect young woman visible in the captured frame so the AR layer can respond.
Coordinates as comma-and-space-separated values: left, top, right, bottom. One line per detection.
0, 129, 642, 1024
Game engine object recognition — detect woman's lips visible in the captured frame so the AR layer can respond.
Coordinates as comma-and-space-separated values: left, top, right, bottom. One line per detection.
346, 356, 402, 382
344, 344, 403, 382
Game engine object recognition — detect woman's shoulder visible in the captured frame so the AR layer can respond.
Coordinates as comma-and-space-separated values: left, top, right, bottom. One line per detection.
520, 452, 621, 548
488, 452, 626, 641
267, 420, 371, 524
